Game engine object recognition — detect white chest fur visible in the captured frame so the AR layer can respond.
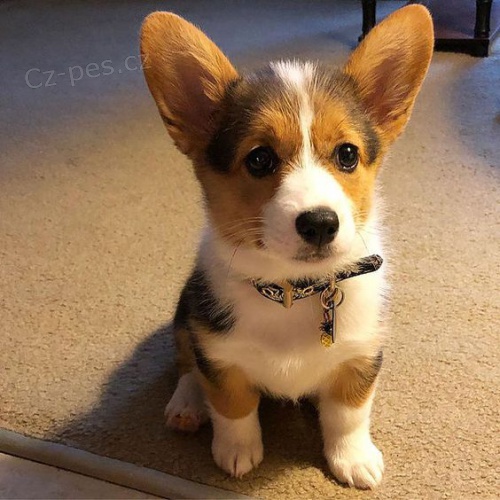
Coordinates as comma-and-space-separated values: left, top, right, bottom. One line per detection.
204, 268, 385, 400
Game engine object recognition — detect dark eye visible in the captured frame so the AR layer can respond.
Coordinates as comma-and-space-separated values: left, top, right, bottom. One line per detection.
335, 143, 359, 172
245, 146, 279, 178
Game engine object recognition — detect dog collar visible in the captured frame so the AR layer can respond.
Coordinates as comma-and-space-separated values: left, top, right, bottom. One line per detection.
251, 254, 383, 347
251, 254, 383, 309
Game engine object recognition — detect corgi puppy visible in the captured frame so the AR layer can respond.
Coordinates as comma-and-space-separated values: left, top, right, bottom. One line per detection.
140, 5, 433, 489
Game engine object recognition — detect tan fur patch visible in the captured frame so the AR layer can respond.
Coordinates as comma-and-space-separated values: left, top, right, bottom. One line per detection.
200, 169, 274, 247
310, 92, 381, 225
189, 322, 259, 419
328, 355, 382, 407
197, 365, 260, 419
200, 97, 303, 247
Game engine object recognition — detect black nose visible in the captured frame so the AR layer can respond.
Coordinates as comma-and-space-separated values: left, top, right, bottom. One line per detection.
295, 209, 339, 247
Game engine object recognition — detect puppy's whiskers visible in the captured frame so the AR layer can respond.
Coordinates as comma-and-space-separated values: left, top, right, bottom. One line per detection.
225, 239, 243, 281
223, 227, 265, 281
216, 217, 264, 232
356, 229, 371, 255
221, 225, 263, 246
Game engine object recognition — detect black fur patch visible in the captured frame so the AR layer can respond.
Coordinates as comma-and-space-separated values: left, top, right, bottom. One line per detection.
314, 66, 381, 165
192, 342, 219, 384
206, 67, 286, 172
174, 268, 235, 334
360, 349, 384, 389
373, 349, 384, 373
359, 116, 380, 165
173, 283, 190, 330
342, 75, 381, 165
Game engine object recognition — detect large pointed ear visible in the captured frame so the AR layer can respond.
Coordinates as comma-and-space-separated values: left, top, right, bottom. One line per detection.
345, 5, 433, 144
140, 12, 238, 156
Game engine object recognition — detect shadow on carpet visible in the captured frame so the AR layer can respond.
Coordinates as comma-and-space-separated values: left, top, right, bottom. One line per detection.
50, 323, 334, 496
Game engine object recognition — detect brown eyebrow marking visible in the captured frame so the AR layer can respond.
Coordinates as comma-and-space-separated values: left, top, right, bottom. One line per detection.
206, 65, 304, 173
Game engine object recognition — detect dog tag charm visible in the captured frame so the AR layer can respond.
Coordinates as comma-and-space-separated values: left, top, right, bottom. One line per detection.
320, 285, 343, 347
320, 303, 336, 347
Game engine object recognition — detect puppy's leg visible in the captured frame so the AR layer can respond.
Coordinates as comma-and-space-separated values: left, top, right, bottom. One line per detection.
164, 327, 209, 432
199, 365, 262, 478
165, 371, 209, 432
319, 352, 384, 489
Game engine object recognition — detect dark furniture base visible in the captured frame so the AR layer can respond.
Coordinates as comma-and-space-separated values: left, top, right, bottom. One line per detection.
360, 0, 499, 57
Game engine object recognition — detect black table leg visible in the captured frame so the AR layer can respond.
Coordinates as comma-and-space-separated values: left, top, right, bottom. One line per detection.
359, 0, 377, 42
475, 0, 492, 38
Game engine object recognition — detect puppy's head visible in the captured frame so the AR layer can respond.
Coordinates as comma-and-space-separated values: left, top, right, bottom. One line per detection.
141, 6, 433, 271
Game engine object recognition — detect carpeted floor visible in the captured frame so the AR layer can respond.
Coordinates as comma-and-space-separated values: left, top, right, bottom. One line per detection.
1, 0, 499, 498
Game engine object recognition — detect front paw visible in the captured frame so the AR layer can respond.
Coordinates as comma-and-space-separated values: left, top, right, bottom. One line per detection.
212, 432, 263, 478
326, 438, 384, 489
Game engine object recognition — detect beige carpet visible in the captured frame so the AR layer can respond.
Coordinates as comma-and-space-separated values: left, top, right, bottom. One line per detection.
1, 0, 499, 498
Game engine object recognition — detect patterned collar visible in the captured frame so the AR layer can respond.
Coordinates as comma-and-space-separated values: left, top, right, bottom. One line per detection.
251, 254, 383, 309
